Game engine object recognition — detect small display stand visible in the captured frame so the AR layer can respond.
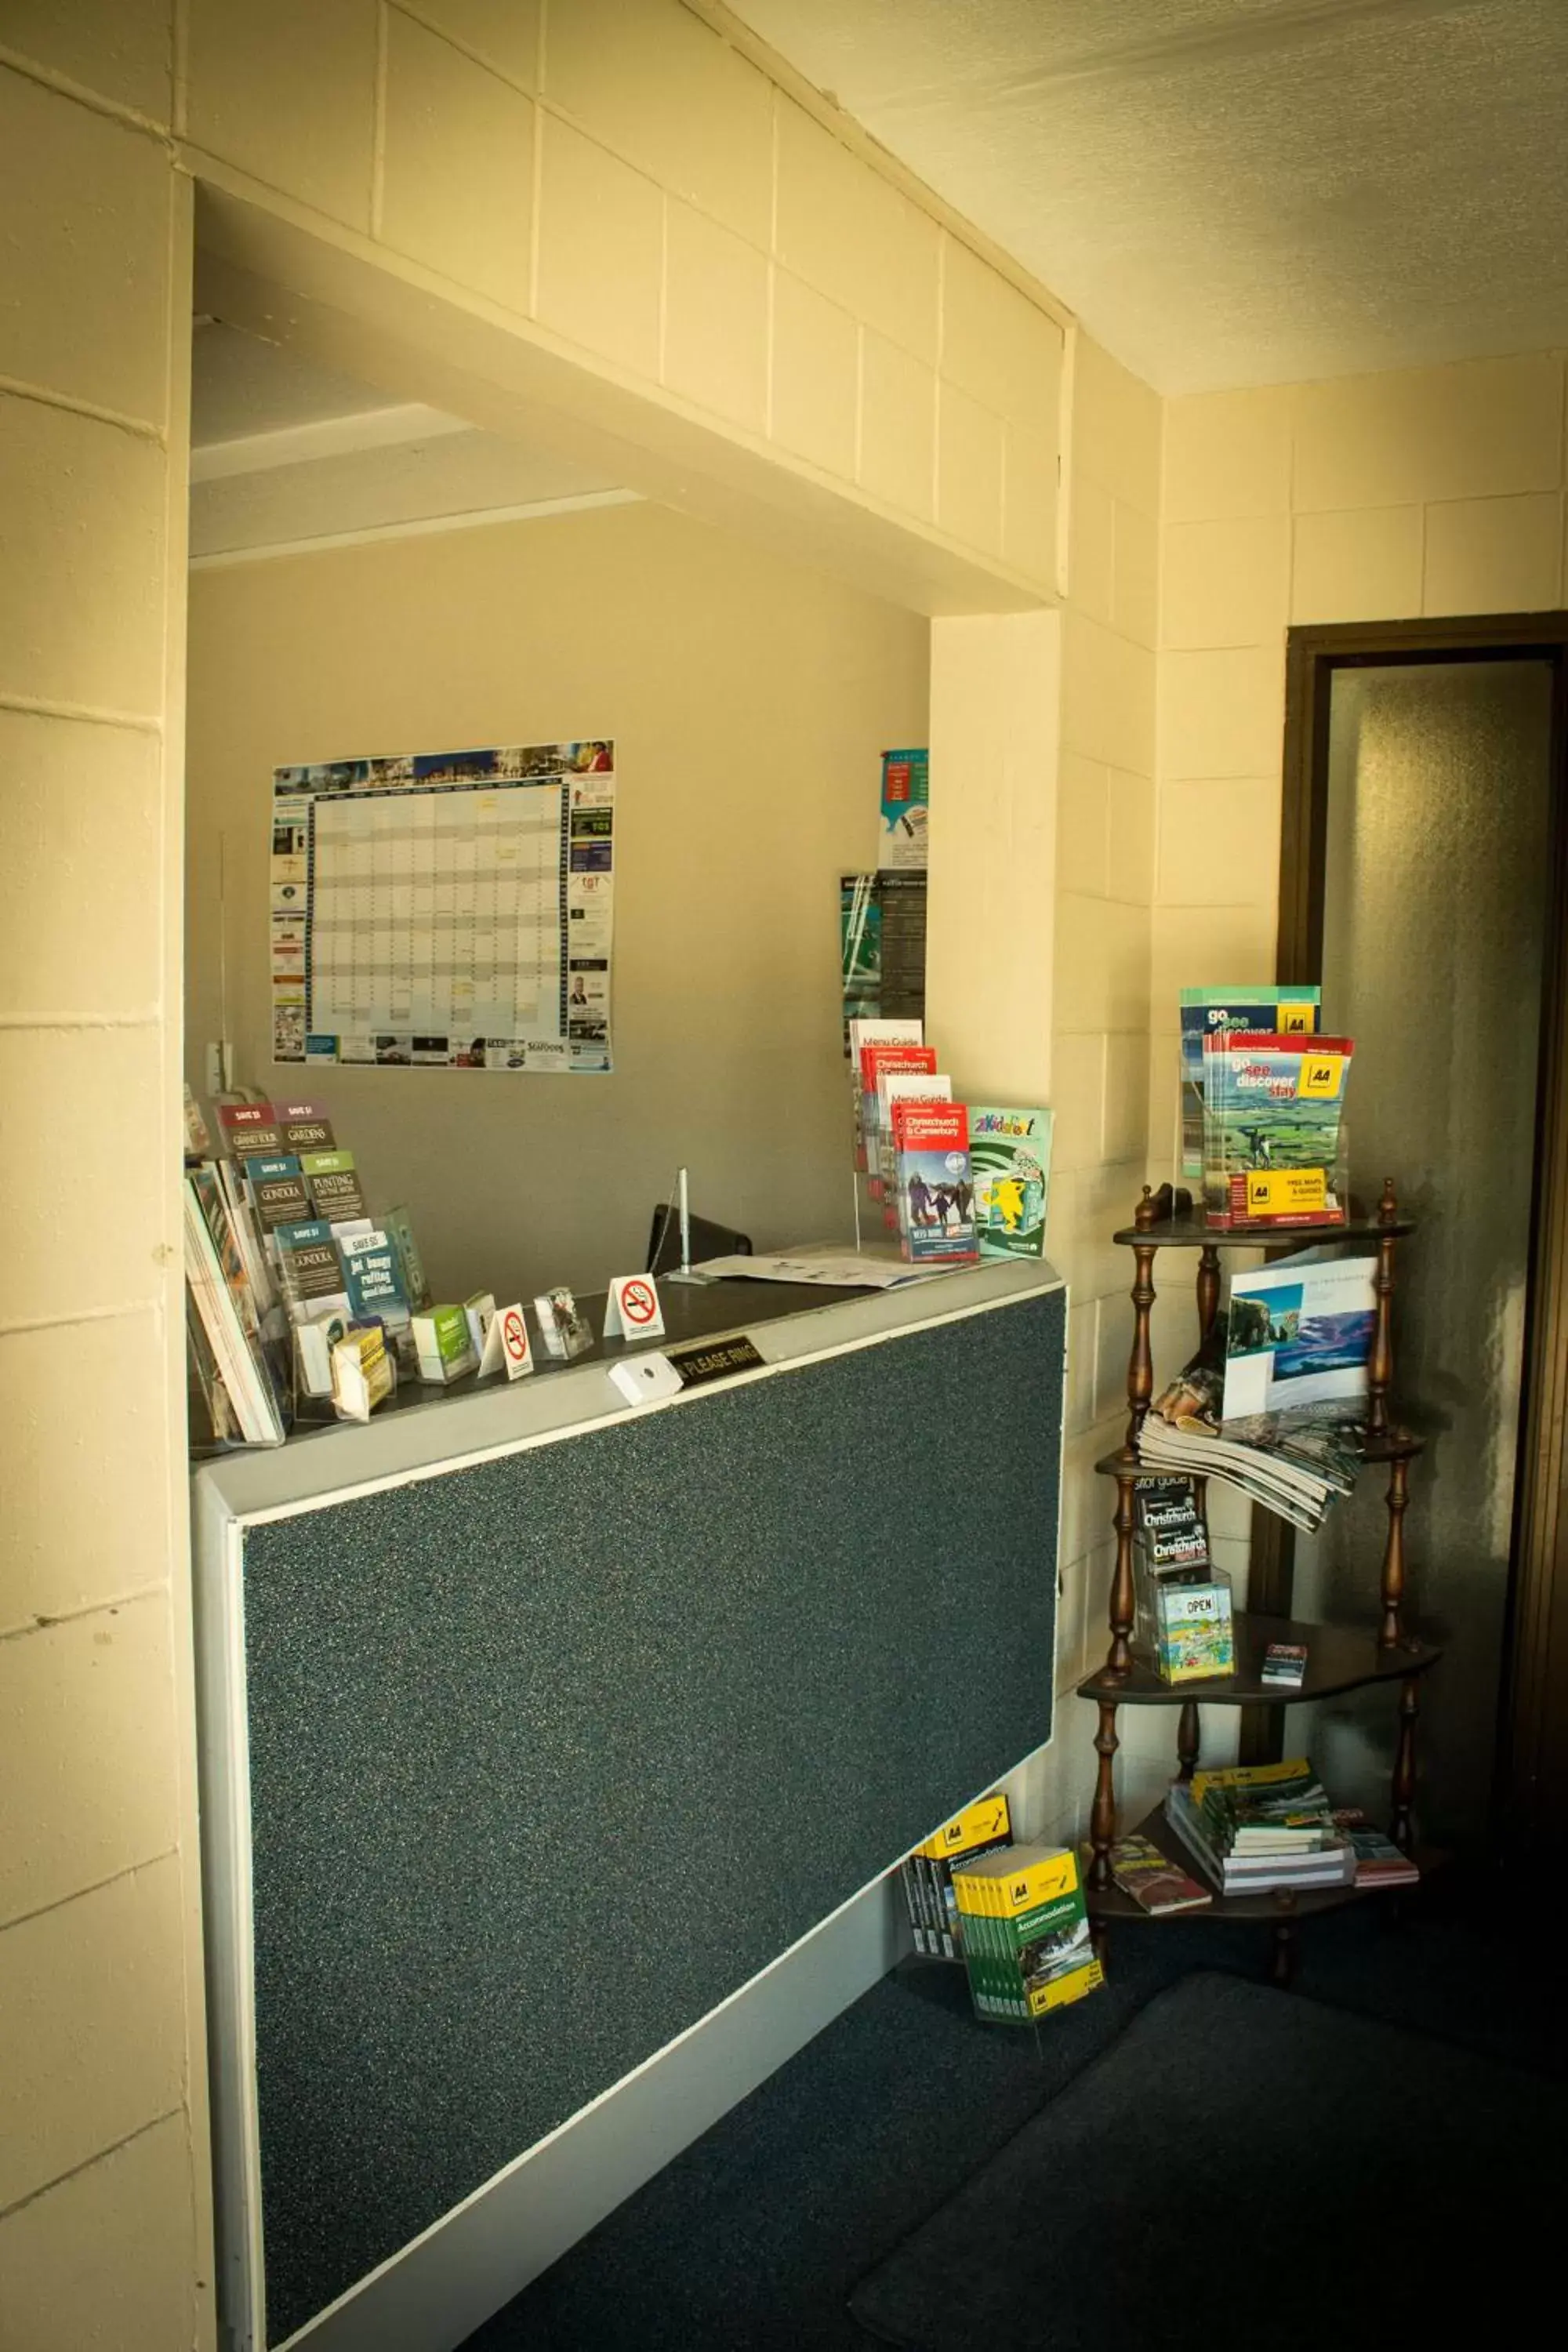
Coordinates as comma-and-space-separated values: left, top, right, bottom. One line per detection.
1076, 1177, 1441, 1984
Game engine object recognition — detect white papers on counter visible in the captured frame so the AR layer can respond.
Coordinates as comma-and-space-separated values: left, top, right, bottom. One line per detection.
690, 1245, 941, 1290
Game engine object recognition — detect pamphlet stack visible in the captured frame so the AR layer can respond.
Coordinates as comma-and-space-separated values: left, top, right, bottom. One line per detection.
890, 1100, 978, 1265
1130, 1477, 1236, 1683
899, 1793, 1012, 1961
1176, 987, 1320, 1183
949, 1843, 1102, 2024
1164, 1759, 1359, 1897
1200, 1031, 1355, 1232
968, 1107, 1053, 1260
187, 1094, 440, 1442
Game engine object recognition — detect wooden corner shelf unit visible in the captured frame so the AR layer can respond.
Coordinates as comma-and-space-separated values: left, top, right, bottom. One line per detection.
1074, 1177, 1441, 1981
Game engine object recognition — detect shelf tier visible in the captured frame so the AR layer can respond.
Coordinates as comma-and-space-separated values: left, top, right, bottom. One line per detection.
1094, 1427, 1425, 1485
1085, 1796, 1438, 1926
1075, 1611, 1441, 1709
1112, 1210, 1414, 1249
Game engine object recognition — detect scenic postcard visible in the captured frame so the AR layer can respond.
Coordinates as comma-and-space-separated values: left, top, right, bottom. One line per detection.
1221, 1252, 1378, 1420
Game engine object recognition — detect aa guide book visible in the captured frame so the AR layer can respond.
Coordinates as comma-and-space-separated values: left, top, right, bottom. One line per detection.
900, 1792, 1013, 1962
950, 1843, 1102, 2024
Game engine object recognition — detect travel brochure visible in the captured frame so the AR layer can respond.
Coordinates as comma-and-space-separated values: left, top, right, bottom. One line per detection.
1177, 987, 1320, 1182
1135, 1237, 1376, 1534
190, 1094, 637, 1442
845, 1018, 1054, 1269
899, 1796, 1104, 2026
1221, 1254, 1378, 1419
1202, 1032, 1355, 1231
1176, 983, 1356, 1234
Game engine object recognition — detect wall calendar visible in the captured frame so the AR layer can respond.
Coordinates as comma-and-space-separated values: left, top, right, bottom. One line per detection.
270, 739, 615, 1072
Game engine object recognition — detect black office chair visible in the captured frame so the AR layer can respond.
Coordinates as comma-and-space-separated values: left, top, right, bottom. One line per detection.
645, 1204, 752, 1277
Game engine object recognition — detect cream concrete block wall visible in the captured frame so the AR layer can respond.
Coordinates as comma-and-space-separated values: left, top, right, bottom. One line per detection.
170, 0, 1066, 591
1152, 347, 1568, 1752
1044, 334, 1165, 1835
1156, 347, 1568, 1174
0, 16, 1068, 2328
927, 604, 1076, 1846
0, 38, 207, 2347
923, 323, 1170, 1849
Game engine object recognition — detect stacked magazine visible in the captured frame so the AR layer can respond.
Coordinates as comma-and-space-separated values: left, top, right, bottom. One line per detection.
1164, 1759, 1355, 1897
1137, 1250, 1376, 1532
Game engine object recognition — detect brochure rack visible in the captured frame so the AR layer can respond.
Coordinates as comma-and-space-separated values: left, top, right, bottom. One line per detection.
1076, 1178, 1442, 1981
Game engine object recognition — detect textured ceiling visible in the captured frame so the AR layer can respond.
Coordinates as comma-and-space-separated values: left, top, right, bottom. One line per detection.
728, 0, 1568, 391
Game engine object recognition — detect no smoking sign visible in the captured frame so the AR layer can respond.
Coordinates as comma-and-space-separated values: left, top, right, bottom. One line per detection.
604, 1273, 666, 1341
479, 1301, 534, 1381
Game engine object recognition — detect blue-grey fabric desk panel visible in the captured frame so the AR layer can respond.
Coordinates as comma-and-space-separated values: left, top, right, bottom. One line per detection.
195, 1263, 1066, 2345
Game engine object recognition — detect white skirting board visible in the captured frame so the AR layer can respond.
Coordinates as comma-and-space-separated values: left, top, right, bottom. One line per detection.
278, 1873, 913, 2352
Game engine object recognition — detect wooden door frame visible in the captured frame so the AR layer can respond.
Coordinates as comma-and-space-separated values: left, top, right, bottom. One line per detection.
1268, 614, 1568, 1853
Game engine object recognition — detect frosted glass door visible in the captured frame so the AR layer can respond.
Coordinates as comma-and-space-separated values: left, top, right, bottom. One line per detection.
1296, 658, 1553, 1842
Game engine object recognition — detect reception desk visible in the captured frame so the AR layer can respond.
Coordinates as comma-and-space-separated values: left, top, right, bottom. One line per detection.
192, 1258, 1066, 2351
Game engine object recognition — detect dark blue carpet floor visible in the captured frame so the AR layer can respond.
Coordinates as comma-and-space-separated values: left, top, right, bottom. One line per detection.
462, 1883, 1560, 2352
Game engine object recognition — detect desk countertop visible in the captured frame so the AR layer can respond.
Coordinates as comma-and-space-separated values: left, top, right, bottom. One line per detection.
193, 1256, 1063, 1525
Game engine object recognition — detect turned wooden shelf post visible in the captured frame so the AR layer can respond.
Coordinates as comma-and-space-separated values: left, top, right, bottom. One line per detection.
1392, 1676, 1421, 1852
1175, 1701, 1202, 1784
1367, 1174, 1399, 1440
1102, 1185, 1161, 1692
1380, 1455, 1412, 1649
1089, 1702, 1120, 1896
1125, 1185, 1160, 1444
